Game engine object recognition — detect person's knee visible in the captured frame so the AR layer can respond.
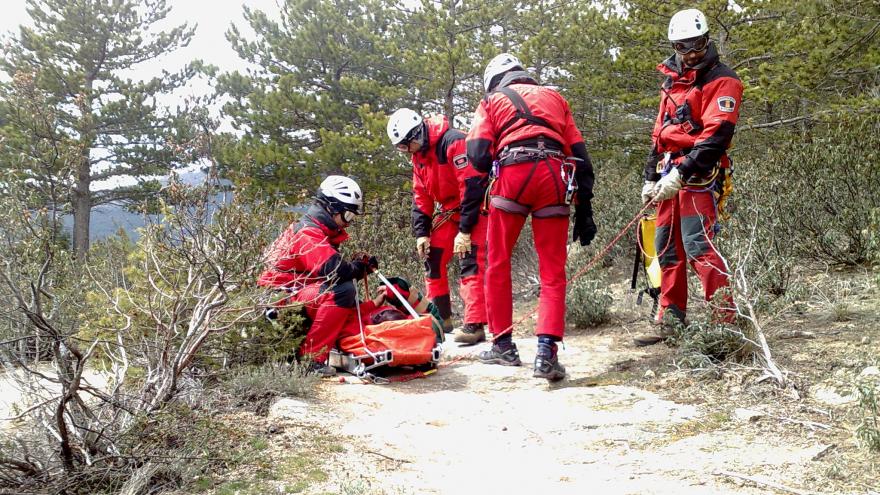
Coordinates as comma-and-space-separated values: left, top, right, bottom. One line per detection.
425, 248, 445, 279
656, 224, 679, 267
332, 281, 357, 308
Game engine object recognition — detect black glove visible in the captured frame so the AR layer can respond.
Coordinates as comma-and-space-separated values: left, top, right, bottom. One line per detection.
366, 255, 379, 272
573, 202, 597, 246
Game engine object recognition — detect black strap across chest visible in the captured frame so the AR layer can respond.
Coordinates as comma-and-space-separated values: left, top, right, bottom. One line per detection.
495, 87, 556, 135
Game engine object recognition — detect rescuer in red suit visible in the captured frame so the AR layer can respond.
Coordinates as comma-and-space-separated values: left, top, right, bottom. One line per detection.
634, 9, 743, 346
466, 53, 597, 381
387, 108, 489, 346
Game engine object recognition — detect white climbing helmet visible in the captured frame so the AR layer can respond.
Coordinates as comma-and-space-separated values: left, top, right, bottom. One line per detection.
483, 53, 523, 92
386, 108, 423, 145
318, 175, 363, 219
668, 8, 709, 41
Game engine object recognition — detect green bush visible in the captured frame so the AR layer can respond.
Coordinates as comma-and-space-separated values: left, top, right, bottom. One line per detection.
347, 191, 424, 288
565, 275, 613, 328
219, 362, 316, 414
856, 378, 880, 453
731, 115, 880, 269
219, 306, 307, 367
673, 320, 754, 370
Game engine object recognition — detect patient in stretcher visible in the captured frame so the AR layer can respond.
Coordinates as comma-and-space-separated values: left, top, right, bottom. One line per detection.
367, 276, 445, 342
333, 276, 443, 371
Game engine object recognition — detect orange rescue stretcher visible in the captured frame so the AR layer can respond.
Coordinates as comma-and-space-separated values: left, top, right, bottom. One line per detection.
328, 272, 441, 383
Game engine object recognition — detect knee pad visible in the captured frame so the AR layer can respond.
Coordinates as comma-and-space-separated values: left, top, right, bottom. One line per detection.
655, 224, 678, 267
681, 216, 712, 259
331, 280, 357, 308
425, 247, 445, 279
460, 246, 479, 277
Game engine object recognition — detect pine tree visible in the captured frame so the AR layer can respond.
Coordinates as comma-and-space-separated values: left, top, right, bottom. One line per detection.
0, 0, 199, 260
395, 0, 510, 123
217, 0, 411, 202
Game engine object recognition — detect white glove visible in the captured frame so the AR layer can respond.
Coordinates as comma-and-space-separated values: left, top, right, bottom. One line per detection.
641, 181, 658, 205
416, 236, 431, 258
453, 232, 472, 257
653, 168, 683, 202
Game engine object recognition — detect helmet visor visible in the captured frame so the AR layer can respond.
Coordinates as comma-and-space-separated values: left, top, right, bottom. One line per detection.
396, 123, 424, 151
672, 35, 709, 55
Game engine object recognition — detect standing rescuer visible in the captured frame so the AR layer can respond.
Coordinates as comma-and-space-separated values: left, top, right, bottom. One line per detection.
634, 9, 743, 346
387, 108, 489, 344
466, 53, 597, 381
257, 175, 382, 376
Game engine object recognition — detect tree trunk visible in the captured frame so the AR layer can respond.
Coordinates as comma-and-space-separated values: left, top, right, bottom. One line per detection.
72, 154, 91, 261
444, 0, 456, 123
73, 79, 95, 262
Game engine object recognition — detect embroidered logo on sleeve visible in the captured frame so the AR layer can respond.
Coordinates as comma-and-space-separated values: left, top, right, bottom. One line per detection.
453, 154, 468, 169
717, 96, 737, 113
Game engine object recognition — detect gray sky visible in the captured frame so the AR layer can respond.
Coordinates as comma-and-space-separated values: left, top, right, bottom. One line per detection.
0, 0, 283, 92
0, 0, 286, 187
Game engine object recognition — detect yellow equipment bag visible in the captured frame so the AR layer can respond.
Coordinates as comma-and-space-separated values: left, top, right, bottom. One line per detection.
631, 213, 661, 317
639, 214, 662, 289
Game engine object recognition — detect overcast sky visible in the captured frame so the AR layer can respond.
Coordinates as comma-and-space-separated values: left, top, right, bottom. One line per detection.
0, 0, 284, 96
0, 1, 288, 187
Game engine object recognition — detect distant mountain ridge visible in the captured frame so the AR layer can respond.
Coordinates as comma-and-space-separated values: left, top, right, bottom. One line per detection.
61, 168, 225, 241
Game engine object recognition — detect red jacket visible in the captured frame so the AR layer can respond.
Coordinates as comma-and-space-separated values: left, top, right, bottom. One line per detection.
466, 72, 594, 203
258, 204, 358, 289
411, 115, 486, 237
645, 43, 743, 182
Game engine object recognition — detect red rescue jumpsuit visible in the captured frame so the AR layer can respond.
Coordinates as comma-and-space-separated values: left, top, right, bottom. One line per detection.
645, 43, 743, 323
411, 115, 488, 325
466, 72, 594, 340
258, 204, 378, 362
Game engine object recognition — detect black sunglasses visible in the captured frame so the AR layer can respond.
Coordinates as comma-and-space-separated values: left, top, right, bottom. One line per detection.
672, 35, 709, 55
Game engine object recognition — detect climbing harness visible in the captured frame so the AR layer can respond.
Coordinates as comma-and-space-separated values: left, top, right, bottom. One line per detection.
431, 207, 460, 231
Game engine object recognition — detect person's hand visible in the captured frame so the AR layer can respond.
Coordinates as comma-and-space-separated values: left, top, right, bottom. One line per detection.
573, 202, 597, 247
654, 168, 682, 202
453, 232, 472, 257
366, 255, 379, 272
641, 181, 658, 205
416, 236, 431, 258
371, 290, 386, 306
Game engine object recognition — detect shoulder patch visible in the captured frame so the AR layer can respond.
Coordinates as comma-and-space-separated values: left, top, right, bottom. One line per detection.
453, 154, 468, 169
717, 96, 736, 113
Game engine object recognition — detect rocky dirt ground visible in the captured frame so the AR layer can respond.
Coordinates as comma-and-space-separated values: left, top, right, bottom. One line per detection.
241, 269, 879, 495
7, 269, 872, 494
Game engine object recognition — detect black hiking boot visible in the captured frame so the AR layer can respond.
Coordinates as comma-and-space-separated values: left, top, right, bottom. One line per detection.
454, 323, 486, 346
633, 306, 686, 347
478, 343, 522, 366
533, 341, 565, 381
533, 354, 566, 381
441, 317, 455, 334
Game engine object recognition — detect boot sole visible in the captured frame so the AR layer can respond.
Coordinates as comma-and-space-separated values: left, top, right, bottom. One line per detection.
454, 336, 486, 346
478, 357, 522, 367
632, 337, 665, 347
533, 370, 565, 381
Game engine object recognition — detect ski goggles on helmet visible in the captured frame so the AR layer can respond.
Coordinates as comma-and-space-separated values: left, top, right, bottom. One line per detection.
395, 124, 424, 151
672, 35, 709, 55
